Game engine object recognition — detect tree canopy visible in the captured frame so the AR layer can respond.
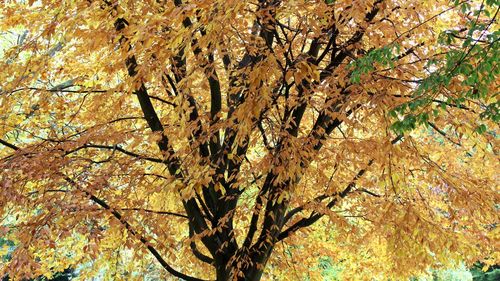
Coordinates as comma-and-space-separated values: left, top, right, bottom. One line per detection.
0, 0, 498, 280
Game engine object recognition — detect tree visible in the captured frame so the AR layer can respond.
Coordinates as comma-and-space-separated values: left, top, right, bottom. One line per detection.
0, 0, 498, 280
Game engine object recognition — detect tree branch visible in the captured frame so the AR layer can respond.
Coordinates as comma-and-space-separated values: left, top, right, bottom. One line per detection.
65, 144, 165, 164
189, 225, 215, 264
278, 135, 403, 240
427, 122, 462, 146
120, 208, 188, 219
0, 139, 19, 150
64, 177, 207, 281
3, 138, 206, 281
114, 15, 218, 258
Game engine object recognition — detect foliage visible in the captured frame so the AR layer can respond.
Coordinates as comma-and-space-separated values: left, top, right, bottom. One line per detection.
470, 263, 500, 281
0, 0, 498, 280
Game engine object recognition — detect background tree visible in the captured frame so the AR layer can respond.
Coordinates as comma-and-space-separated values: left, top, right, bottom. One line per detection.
0, 0, 498, 280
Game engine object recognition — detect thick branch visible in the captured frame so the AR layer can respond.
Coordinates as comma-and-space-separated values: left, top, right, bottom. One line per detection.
0, 139, 19, 150
114, 16, 218, 257
189, 225, 215, 264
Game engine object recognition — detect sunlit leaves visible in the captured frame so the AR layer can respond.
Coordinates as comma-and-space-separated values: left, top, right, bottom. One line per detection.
0, 0, 498, 280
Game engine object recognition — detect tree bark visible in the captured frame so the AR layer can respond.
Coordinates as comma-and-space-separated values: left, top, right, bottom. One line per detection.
215, 256, 270, 281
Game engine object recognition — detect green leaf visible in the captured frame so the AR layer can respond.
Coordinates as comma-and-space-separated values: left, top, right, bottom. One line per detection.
476, 124, 487, 134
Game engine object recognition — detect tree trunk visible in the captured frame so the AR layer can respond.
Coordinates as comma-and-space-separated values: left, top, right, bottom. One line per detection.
214, 247, 274, 281
216, 265, 265, 281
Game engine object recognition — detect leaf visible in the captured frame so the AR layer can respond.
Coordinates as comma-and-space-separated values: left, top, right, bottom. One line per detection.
0, 1, 497, 280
